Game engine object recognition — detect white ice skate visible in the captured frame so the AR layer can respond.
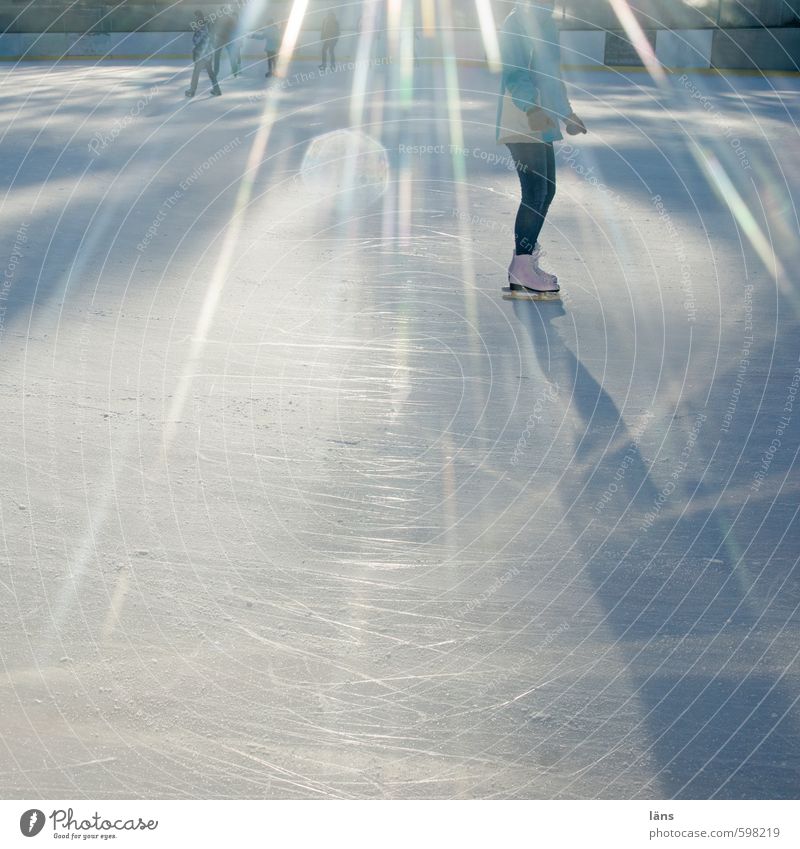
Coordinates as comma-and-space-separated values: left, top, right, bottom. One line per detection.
508, 245, 557, 286
532, 243, 558, 286
503, 251, 560, 301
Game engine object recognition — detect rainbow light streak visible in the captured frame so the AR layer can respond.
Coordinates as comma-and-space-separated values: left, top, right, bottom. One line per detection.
475, 0, 501, 73
164, 0, 310, 447
607, 0, 666, 85
440, 0, 479, 329
701, 149, 787, 291
349, 0, 381, 128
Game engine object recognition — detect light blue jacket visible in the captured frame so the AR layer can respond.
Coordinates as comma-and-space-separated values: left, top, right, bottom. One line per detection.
252, 24, 280, 53
264, 24, 280, 53
496, 4, 572, 143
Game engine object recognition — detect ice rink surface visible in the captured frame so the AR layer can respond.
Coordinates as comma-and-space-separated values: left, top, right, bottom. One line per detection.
1, 55, 799, 799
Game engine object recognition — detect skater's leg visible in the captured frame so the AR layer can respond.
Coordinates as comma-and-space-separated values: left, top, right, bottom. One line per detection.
187, 60, 202, 95
330, 39, 337, 69
213, 48, 221, 77
507, 143, 551, 255
541, 142, 557, 221
526, 142, 558, 282
504, 143, 559, 293
206, 60, 221, 94
227, 44, 239, 76
322, 40, 334, 69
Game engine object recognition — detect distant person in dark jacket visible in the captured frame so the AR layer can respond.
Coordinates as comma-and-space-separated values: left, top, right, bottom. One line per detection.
319, 12, 340, 71
186, 11, 221, 97
213, 9, 241, 78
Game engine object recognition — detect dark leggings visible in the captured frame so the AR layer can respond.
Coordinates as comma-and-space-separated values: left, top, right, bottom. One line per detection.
321, 39, 337, 68
507, 142, 556, 255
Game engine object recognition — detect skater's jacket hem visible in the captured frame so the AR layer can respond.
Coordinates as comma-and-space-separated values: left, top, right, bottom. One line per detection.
496, 6, 573, 145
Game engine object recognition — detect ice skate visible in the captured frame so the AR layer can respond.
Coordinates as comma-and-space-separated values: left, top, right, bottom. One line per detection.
508, 246, 557, 288
532, 243, 557, 286
185, 89, 195, 98
503, 252, 560, 301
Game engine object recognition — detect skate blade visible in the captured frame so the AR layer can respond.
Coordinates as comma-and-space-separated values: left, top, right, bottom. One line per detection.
502, 286, 561, 302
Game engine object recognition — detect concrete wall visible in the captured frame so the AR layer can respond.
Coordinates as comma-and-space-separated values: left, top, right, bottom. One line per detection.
0, 2, 344, 33
599, 26, 798, 70
557, 0, 800, 29
711, 27, 800, 70
3, 2, 800, 34
0, 3, 250, 34
0, 31, 193, 59
559, 30, 607, 67
0, 26, 798, 71
656, 29, 715, 69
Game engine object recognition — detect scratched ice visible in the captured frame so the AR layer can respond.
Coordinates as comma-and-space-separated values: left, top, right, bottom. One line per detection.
0, 57, 798, 799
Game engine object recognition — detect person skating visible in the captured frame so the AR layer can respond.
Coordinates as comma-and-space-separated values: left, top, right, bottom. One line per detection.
264, 18, 280, 77
213, 9, 241, 78
319, 12, 340, 71
250, 18, 281, 78
497, 0, 586, 297
186, 11, 221, 97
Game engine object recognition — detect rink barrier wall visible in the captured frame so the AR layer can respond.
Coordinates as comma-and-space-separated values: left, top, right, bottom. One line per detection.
710, 27, 800, 71
1, 28, 798, 73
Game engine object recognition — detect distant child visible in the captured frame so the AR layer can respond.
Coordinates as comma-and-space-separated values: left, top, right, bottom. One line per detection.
186, 11, 221, 97
251, 18, 281, 78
